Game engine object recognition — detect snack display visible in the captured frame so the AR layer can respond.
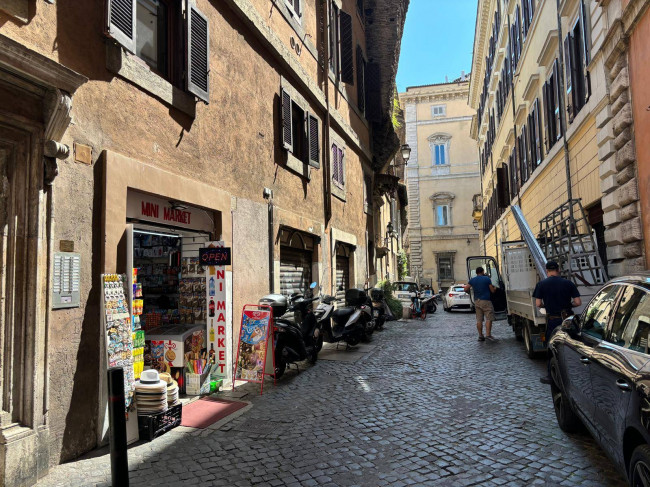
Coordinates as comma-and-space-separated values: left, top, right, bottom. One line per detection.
179, 278, 206, 324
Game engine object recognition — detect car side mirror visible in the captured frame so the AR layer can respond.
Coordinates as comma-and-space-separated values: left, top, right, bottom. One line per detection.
562, 315, 581, 338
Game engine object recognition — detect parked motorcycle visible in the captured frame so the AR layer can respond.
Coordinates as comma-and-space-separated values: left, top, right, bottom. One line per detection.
370, 288, 388, 330
259, 282, 322, 378
410, 291, 428, 320
319, 288, 369, 346
422, 293, 437, 314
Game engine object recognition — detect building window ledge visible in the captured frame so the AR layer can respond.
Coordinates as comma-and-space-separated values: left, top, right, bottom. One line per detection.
283, 152, 312, 180
0, 0, 28, 23
332, 184, 346, 201
106, 43, 196, 118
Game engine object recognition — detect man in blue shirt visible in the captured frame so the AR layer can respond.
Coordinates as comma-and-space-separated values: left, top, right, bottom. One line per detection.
533, 260, 581, 384
464, 267, 497, 342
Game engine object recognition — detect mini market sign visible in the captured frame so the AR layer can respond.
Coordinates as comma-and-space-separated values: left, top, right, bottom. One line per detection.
126, 191, 214, 232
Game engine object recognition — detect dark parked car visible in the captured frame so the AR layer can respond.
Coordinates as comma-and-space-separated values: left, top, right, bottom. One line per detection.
548, 273, 650, 486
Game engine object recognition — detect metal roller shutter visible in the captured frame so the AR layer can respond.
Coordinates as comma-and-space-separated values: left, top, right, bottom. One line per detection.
280, 247, 312, 296
335, 255, 350, 304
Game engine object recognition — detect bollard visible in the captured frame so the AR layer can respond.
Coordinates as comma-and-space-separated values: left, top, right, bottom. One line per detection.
107, 367, 129, 487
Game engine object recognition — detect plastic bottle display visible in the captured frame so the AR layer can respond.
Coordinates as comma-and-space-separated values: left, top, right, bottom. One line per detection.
209, 277, 215, 296
209, 322, 215, 342
209, 297, 215, 317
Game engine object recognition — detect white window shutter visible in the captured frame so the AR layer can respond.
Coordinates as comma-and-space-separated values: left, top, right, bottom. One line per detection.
187, 4, 210, 103
106, 0, 136, 54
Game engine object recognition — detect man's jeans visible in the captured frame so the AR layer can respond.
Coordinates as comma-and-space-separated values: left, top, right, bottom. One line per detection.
546, 318, 563, 378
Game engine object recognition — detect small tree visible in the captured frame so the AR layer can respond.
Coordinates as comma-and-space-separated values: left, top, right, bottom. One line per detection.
397, 250, 409, 280
376, 279, 403, 319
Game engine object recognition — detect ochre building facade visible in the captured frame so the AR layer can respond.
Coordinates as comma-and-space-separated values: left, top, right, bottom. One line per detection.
400, 79, 481, 291
469, 0, 647, 277
0, 0, 407, 485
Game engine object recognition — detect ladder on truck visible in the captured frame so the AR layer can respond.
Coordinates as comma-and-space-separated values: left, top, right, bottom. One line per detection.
511, 200, 608, 288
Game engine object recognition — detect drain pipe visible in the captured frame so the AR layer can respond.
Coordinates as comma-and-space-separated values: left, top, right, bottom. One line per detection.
263, 187, 274, 292
320, 0, 333, 293
554, 0, 574, 218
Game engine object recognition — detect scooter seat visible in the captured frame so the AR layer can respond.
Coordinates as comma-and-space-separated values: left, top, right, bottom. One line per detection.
332, 307, 355, 326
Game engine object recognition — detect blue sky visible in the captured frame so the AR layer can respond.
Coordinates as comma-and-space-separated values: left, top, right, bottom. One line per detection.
396, 0, 478, 92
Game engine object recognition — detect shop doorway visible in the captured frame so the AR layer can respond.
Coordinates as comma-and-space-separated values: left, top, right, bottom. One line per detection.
335, 243, 352, 303
279, 228, 316, 296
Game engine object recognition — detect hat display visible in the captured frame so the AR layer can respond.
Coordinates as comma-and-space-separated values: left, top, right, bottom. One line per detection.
135, 369, 168, 414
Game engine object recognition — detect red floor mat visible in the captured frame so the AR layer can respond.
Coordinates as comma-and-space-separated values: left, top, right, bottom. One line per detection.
180, 397, 247, 429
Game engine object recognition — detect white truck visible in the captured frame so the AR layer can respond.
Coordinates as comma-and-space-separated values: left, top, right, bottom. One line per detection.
467, 203, 607, 358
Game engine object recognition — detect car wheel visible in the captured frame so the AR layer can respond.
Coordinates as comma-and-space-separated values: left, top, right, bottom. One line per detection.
523, 324, 536, 359
629, 445, 650, 487
550, 357, 581, 433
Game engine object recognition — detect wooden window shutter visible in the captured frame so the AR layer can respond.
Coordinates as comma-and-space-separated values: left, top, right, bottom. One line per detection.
535, 97, 544, 161
307, 113, 320, 168
496, 166, 510, 209
339, 11, 354, 84
187, 5, 210, 103
106, 0, 136, 54
341, 148, 346, 185
563, 35, 575, 122
356, 46, 366, 114
552, 59, 562, 138
331, 145, 338, 183
579, 1, 591, 102
281, 88, 293, 151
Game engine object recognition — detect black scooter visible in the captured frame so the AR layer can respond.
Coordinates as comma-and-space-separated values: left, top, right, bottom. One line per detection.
321, 288, 369, 346
259, 282, 322, 378
370, 288, 388, 330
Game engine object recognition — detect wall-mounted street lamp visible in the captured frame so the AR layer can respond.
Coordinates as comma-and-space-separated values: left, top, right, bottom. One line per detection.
384, 221, 399, 280
472, 219, 479, 230
400, 144, 412, 165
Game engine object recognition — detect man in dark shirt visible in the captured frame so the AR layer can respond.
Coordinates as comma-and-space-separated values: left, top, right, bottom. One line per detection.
464, 267, 497, 342
533, 260, 581, 384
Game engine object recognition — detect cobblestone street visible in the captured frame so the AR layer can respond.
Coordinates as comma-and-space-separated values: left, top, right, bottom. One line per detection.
38, 312, 626, 486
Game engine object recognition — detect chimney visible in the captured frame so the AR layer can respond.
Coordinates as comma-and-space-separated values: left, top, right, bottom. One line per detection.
445, 75, 449, 83
461, 70, 466, 81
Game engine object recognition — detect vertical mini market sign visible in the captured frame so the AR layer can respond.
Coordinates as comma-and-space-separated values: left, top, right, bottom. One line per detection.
204, 241, 228, 378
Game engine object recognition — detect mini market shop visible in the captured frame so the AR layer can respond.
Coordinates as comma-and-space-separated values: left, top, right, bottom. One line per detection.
99, 152, 235, 443
125, 191, 233, 393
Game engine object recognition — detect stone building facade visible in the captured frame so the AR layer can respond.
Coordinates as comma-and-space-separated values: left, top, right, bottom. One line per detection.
0, 0, 407, 485
594, 0, 650, 275
468, 0, 646, 277
400, 79, 481, 291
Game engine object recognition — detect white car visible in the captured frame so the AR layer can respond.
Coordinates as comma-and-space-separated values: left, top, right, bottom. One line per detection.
443, 284, 473, 312
393, 281, 419, 306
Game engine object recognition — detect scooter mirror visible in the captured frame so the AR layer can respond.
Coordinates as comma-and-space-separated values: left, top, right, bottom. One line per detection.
310, 282, 317, 289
